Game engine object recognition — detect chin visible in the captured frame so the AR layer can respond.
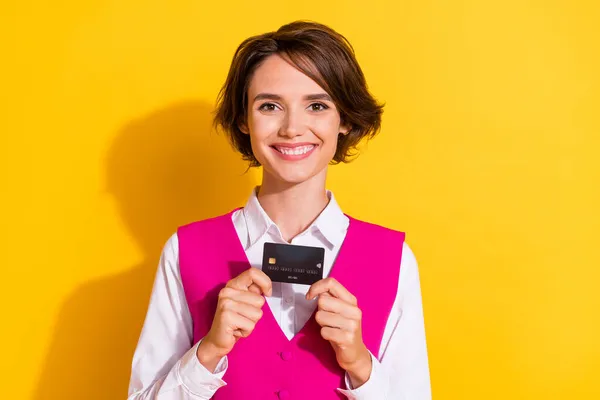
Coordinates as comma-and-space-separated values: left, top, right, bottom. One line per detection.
261, 161, 325, 186
272, 169, 317, 185
257, 147, 331, 185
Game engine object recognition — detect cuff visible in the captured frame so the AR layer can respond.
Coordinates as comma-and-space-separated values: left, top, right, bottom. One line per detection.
337, 351, 388, 400
176, 340, 228, 398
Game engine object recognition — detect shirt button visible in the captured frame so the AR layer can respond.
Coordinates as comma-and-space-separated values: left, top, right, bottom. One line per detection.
278, 389, 290, 399
207, 385, 217, 391
284, 296, 293, 304
280, 351, 292, 361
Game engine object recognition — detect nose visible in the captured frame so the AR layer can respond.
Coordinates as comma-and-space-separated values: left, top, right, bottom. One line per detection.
279, 109, 305, 138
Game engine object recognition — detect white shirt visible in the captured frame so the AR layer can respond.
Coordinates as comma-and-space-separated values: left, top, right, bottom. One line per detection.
128, 188, 431, 400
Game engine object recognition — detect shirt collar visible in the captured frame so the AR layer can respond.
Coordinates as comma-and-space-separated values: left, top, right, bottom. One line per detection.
242, 186, 349, 249
242, 187, 273, 249
310, 191, 349, 248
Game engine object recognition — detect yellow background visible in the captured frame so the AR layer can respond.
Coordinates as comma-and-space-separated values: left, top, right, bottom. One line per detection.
2, 1, 599, 399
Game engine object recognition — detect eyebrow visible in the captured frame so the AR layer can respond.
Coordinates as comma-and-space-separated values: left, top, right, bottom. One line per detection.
253, 93, 333, 102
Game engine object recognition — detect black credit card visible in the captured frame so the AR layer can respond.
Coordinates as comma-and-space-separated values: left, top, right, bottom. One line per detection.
262, 242, 325, 285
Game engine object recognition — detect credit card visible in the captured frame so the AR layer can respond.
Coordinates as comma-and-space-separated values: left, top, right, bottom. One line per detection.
262, 242, 325, 285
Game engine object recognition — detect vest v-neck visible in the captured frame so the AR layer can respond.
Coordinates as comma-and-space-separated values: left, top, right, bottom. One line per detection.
178, 208, 403, 399
223, 208, 355, 343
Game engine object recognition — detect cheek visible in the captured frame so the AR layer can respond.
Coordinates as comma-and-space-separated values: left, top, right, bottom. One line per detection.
247, 114, 277, 163
314, 117, 342, 146
250, 113, 280, 139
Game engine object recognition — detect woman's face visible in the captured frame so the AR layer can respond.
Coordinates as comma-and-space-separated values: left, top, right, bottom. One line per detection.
241, 54, 350, 185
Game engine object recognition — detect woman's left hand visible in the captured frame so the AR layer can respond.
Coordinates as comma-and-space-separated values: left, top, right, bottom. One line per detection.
306, 277, 372, 388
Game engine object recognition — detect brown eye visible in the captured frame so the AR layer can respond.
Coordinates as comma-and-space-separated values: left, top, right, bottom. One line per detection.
259, 103, 277, 112
309, 103, 329, 112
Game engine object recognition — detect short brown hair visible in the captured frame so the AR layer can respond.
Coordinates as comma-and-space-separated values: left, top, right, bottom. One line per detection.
213, 20, 384, 167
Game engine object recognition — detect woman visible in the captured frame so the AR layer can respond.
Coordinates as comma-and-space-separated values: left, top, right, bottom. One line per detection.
128, 21, 431, 399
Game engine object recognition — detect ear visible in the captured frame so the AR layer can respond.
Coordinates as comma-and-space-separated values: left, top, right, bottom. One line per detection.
238, 117, 249, 135
339, 122, 352, 136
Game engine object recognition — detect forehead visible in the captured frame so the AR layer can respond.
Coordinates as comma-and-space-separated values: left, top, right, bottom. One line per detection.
248, 54, 326, 96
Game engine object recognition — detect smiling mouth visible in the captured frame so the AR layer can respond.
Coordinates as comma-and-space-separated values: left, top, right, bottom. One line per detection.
271, 144, 316, 155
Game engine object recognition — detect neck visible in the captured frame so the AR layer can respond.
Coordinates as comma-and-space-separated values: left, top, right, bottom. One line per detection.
257, 168, 329, 242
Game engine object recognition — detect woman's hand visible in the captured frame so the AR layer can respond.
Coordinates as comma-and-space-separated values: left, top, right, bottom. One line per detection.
197, 267, 272, 371
306, 277, 372, 388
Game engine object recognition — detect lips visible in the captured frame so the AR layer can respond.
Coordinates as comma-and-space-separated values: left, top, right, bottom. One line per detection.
270, 143, 318, 161
272, 144, 316, 155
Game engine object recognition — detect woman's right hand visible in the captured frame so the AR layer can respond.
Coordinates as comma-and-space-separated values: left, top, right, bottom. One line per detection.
196, 267, 273, 371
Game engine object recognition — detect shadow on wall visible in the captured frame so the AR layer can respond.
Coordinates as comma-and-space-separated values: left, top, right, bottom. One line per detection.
34, 101, 256, 400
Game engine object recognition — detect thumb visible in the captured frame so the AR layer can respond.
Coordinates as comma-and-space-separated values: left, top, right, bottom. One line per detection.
248, 283, 262, 295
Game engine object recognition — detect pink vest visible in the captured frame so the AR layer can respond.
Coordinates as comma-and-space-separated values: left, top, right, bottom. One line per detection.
178, 209, 405, 399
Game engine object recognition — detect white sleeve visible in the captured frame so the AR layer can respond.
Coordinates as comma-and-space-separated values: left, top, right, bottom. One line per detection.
338, 242, 432, 400
337, 351, 388, 399
127, 233, 228, 399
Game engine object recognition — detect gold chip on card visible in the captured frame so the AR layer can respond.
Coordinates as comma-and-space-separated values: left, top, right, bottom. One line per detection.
268, 257, 276, 264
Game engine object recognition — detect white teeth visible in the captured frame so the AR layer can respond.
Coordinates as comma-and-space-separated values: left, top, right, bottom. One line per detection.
275, 145, 315, 155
